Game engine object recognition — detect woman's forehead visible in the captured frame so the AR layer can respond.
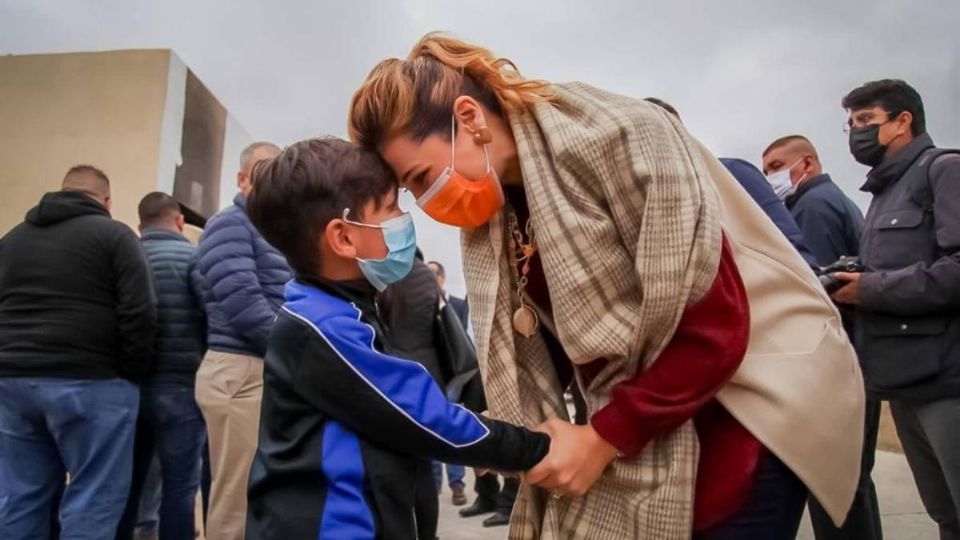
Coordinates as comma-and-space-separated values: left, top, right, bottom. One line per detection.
383, 134, 447, 160
382, 134, 449, 178
380, 135, 417, 164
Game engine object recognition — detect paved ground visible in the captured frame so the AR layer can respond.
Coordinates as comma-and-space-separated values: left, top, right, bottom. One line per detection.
437, 451, 938, 539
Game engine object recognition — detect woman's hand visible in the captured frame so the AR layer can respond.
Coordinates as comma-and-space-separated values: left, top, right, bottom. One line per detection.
524, 418, 619, 497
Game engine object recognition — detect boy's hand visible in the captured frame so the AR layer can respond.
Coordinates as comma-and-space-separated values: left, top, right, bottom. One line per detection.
523, 418, 618, 497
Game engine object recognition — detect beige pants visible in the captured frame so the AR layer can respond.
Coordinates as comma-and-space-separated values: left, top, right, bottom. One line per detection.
195, 350, 263, 540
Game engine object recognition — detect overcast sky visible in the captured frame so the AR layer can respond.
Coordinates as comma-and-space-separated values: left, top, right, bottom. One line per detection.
2, 0, 957, 296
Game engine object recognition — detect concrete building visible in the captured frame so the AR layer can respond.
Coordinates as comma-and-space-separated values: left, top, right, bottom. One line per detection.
0, 49, 252, 233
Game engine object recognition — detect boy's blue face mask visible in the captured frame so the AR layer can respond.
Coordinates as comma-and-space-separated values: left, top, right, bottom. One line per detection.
342, 208, 417, 291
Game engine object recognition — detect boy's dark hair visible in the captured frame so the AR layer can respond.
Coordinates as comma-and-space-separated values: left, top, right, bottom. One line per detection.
841, 79, 926, 136
247, 137, 398, 276
138, 192, 181, 227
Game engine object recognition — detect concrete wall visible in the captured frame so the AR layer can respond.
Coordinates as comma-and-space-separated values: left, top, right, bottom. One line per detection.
218, 112, 253, 210
0, 49, 252, 235
0, 50, 173, 233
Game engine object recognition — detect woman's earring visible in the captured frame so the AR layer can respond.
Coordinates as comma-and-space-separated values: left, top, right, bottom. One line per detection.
473, 126, 492, 145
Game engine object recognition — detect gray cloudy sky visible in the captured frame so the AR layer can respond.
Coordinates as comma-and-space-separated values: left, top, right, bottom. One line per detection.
2, 0, 958, 296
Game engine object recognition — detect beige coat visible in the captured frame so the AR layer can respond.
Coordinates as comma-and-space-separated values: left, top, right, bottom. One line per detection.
463, 82, 864, 538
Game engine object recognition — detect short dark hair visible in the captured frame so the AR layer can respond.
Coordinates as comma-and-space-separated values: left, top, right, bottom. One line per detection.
427, 260, 445, 277
247, 137, 398, 276
762, 134, 817, 158
644, 97, 680, 119
64, 164, 109, 184
138, 192, 181, 227
62, 164, 110, 198
841, 79, 926, 136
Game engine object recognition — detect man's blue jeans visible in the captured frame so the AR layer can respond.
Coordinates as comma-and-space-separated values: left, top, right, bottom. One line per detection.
117, 382, 206, 540
432, 461, 466, 489
0, 377, 138, 540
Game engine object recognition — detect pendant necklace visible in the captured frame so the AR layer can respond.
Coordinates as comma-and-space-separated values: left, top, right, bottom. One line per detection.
508, 210, 540, 338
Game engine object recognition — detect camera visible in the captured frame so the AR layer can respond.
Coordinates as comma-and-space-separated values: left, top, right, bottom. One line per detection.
818, 256, 863, 294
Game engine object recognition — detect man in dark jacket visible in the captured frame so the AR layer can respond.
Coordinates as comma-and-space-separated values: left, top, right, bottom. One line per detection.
426, 261, 470, 331
833, 79, 960, 538
762, 135, 864, 266
425, 259, 519, 528
422, 260, 469, 504
117, 193, 208, 540
762, 136, 879, 540
0, 165, 156, 539
380, 256, 448, 539
194, 142, 290, 540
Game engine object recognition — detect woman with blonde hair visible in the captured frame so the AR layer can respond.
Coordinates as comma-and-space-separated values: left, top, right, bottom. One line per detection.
348, 33, 865, 539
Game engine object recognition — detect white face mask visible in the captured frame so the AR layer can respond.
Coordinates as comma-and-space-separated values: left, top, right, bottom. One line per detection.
765, 158, 806, 201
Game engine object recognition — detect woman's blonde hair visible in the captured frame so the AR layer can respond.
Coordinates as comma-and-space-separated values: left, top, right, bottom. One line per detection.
348, 33, 553, 149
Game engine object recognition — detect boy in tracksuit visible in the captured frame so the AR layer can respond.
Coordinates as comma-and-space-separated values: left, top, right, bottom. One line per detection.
244, 138, 550, 539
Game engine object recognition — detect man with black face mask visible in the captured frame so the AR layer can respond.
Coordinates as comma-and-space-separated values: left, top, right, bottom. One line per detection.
833, 79, 960, 539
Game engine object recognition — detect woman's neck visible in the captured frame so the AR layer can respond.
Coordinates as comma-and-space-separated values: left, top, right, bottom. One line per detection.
500, 154, 523, 186
488, 109, 523, 186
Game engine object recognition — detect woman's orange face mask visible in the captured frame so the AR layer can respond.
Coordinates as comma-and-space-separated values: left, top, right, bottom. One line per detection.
415, 116, 504, 229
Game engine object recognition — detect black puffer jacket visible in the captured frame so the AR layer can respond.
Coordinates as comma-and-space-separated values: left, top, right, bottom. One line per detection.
140, 228, 207, 385
0, 191, 156, 381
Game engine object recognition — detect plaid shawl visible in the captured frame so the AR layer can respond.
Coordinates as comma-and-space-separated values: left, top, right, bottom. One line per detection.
461, 82, 723, 539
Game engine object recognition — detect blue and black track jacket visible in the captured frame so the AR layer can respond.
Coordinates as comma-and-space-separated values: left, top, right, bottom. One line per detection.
246, 279, 550, 539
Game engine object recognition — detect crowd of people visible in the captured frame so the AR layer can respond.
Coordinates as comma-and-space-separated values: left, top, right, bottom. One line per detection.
0, 32, 958, 540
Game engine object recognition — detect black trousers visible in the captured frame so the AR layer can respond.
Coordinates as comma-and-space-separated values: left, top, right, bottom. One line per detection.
414, 462, 439, 539
475, 473, 519, 514
694, 450, 807, 540
808, 397, 883, 540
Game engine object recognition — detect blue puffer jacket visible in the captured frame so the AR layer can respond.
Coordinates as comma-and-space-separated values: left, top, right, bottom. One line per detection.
196, 194, 292, 358
141, 228, 207, 385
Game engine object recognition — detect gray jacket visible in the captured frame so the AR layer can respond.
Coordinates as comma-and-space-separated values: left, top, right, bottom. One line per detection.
856, 133, 960, 399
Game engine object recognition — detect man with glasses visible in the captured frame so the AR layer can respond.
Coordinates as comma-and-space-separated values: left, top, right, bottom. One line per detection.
832, 79, 960, 539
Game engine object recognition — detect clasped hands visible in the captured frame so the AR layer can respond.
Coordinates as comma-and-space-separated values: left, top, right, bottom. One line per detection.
521, 417, 619, 498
